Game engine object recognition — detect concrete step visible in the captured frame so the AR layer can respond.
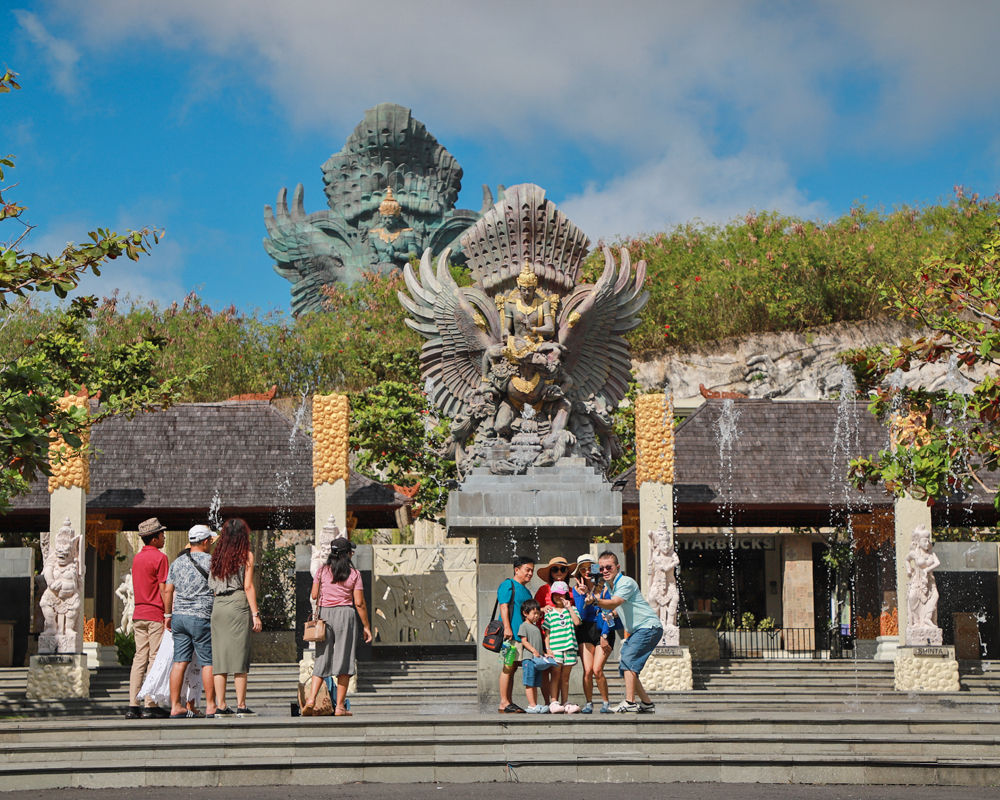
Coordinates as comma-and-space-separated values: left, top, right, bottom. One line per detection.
1, 714, 999, 789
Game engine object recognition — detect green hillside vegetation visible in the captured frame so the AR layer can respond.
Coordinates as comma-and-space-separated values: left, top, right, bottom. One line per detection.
3, 191, 997, 405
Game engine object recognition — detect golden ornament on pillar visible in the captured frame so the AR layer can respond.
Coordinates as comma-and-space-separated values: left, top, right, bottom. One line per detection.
620, 508, 640, 553
634, 393, 675, 486
86, 513, 123, 560
880, 607, 899, 637
47, 389, 91, 493
889, 404, 932, 451
312, 393, 350, 487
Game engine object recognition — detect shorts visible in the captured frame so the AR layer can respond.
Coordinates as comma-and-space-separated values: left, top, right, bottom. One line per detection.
171, 614, 212, 666
552, 649, 577, 666
577, 620, 617, 649
618, 626, 663, 677
521, 657, 555, 687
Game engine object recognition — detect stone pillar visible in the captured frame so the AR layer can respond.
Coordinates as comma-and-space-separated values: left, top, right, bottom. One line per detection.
634, 394, 690, 689
634, 393, 675, 596
782, 535, 814, 652
29, 392, 91, 698
312, 392, 349, 533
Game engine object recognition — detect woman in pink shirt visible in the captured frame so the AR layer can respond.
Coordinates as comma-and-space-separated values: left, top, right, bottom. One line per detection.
303, 537, 372, 716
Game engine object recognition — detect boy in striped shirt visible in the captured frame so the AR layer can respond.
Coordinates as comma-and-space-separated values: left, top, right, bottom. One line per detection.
542, 581, 582, 713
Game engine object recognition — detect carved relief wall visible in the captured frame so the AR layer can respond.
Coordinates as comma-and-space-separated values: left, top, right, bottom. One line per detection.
372, 545, 477, 644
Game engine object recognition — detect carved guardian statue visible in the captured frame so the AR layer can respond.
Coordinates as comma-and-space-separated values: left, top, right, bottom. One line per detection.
39, 518, 84, 654
398, 184, 649, 477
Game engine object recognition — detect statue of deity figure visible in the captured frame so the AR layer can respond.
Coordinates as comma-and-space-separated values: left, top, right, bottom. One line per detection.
115, 573, 135, 635
39, 518, 84, 654
310, 514, 343, 581
648, 523, 680, 644
905, 524, 942, 645
367, 188, 419, 271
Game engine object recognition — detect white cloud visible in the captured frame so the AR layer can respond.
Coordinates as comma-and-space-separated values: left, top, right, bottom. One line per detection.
13, 10, 81, 97
561, 132, 827, 243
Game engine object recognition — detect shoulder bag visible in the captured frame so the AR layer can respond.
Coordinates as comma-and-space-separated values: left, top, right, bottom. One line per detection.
303, 566, 327, 643
482, 579, 514, 652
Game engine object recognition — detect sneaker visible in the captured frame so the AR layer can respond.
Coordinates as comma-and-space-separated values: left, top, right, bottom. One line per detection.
236, 706, 256, 717
600, 702, 613, 714
214, 705, 235, 715
537, 705, 549, 713
614, 700, 639, 713
548, 702, 565, 714
638, 701, 656, 714
581, 702, 593, 714
563, 703, 581, 714
525, 705, 546, 714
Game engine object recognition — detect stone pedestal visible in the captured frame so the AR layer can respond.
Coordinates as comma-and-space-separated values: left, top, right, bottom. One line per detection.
448, 458, 622, 711
82, 642, 118, 670
906, 625, 943, 646
27, 654, 90, 699
641, 646, 693, 691
875, 635, 899, 661
894, 645, 960, 692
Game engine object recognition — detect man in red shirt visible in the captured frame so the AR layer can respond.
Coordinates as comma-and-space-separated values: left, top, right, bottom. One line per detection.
127, 517, 170, 719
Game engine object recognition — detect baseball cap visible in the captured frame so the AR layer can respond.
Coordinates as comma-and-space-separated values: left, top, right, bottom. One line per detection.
550, 581, 570, 595
188, 524, 214, 543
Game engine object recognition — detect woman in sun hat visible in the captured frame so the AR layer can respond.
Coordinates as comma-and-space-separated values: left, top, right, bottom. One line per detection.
533, 556, 577, 705
572, 553, 622, 714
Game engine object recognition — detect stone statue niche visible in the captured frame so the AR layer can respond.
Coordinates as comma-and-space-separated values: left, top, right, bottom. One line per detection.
905, 524, 942, 646
398, 183, 649, 478
265, 102, 495, 315
39, 518, 85, 654
647, 523, 680, 646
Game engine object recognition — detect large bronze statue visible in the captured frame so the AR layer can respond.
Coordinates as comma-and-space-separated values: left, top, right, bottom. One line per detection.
264, 103, 491, 315
399, 184, 648, 477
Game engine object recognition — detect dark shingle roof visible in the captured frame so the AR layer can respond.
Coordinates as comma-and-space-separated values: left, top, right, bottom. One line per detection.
4, 401, 409, 531
618, 399, 998, 528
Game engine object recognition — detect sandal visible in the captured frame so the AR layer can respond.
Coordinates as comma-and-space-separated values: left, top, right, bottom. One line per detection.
335, 705, 352, 716
499, 704, 526, 714
302, 701, 315, 717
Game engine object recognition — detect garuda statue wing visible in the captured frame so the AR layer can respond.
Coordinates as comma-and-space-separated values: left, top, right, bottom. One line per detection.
264, 185, 356, 314
557, 247, 648, 406
398, 248, 501, 419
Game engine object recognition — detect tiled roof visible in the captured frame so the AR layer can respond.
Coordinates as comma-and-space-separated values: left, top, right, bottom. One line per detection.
618, 399, 998, 527
4, 401, 409, 531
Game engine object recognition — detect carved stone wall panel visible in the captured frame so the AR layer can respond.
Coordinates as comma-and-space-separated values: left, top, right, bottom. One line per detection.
372, 545, 477, 644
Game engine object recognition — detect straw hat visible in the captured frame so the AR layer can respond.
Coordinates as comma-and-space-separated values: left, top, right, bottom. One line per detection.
138, 517, 167, 538
537, 556, 577, 583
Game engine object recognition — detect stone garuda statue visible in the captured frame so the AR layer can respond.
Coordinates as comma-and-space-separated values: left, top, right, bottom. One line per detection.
399, 183, 648, 477
39, 518, 84, 654
264, 102, 491, 315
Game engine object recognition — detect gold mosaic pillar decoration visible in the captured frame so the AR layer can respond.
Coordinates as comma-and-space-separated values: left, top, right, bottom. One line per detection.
634, 393, 675, 596
47, 390, 91, 494
635, 393, 675, 487
312, 393, 350, 534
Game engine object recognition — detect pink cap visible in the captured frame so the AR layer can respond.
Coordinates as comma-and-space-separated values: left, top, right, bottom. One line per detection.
550, 581, 570, 595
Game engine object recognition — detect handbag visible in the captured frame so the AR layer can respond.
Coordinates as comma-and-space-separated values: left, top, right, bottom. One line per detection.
303, 614, 326, 643
482, 579, 514, 652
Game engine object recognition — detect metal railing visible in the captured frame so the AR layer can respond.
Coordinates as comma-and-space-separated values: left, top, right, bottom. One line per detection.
716, 628, 854, 659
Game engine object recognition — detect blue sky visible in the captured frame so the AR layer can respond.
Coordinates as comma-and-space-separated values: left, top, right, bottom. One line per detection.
3, 1, 1000, 314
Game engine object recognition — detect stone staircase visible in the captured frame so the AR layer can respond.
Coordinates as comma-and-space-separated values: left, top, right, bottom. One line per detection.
2, 658, 998, 718
2, 710, 1000, 788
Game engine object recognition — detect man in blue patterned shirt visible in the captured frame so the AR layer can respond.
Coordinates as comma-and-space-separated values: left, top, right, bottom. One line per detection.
164, 525, 216, 717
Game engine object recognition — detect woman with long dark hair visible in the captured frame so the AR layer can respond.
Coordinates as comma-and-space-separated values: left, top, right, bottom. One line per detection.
303, 537, 372, 716
208, 518, 261, 716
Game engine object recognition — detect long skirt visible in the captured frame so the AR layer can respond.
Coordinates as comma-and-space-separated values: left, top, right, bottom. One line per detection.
137, 628, 203, 707
211, 591, 252, 674
312, 605, 358, 678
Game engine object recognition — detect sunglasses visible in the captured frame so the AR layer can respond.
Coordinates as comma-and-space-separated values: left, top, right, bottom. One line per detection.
549, 566, 569, 573
598, 565, 616, 572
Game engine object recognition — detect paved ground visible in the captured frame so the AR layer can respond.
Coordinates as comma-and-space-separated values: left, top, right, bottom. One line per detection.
5, 784, 997, 800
